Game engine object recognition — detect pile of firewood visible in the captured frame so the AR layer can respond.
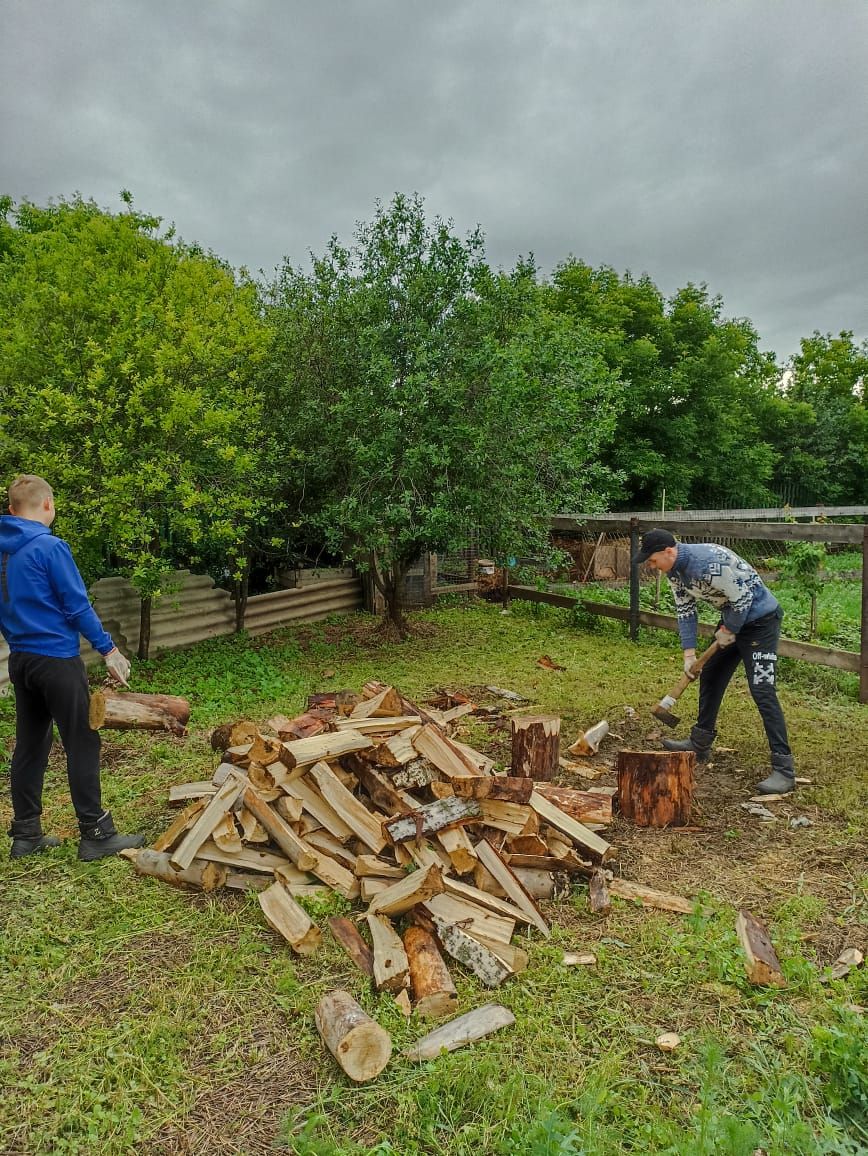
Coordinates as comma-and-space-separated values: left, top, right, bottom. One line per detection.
123, 681, 705, 1079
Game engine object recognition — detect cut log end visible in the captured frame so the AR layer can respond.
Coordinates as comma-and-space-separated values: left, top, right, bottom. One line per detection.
315, 989, 392, 1082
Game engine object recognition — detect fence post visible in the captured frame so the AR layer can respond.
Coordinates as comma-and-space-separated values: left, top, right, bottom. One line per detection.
629, 517, 640, 642
861, 525, 868, 704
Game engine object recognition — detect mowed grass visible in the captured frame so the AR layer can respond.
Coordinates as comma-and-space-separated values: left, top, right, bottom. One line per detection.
0, 600, 866, 1155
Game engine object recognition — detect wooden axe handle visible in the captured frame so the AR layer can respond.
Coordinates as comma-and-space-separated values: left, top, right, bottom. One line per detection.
661, 641, 721, 704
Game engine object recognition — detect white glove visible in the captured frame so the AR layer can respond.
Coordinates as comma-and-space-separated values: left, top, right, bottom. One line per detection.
683, 651, 697, 678
104, 647, 131, 687
714, 626, 736, 648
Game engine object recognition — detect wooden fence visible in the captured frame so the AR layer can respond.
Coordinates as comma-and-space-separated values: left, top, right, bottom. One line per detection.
510, 516, 868, 704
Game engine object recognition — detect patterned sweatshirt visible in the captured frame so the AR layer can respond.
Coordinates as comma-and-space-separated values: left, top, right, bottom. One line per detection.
666, 543, 780, 650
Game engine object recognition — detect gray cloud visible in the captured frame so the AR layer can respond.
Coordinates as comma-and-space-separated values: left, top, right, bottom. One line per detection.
2, 0, 866, 359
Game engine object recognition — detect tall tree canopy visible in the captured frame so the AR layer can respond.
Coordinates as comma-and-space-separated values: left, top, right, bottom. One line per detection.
264, 194, 621, 630
0, 195, 269, 653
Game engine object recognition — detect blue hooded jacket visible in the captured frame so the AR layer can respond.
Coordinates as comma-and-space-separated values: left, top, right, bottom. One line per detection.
0, 516, 113, 658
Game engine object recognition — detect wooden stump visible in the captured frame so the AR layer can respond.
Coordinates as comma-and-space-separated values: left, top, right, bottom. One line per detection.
315, 989, 393, 1082
616, 750, 694, 827
89, 690, 191, 735
510, 715, 561, 781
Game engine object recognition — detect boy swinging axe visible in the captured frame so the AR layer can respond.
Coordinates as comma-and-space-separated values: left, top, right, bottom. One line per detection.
635, 528, 796, 795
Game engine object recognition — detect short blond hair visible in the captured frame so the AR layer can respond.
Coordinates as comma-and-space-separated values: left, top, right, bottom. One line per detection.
8, 474, 54, 515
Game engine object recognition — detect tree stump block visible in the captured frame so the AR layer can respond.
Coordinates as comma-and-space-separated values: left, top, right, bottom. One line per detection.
616, 749, 694, 827
510, 715, 560, 781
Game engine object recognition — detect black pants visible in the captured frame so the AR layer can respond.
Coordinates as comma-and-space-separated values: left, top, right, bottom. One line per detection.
697, 608, 791, 760
7, 652, 103, 834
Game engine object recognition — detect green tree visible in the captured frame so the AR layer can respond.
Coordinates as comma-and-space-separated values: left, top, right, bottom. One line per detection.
264, 194, 621, 634
547, 261, 779, 508
0, 195, 270, 655
784, 331, 868, 503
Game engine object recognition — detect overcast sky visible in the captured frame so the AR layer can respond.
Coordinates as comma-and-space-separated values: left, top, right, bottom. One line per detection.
2, 0, 866, 362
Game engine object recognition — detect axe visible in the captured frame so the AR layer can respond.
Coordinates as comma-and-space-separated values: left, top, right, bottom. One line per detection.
651, 641, 720, 728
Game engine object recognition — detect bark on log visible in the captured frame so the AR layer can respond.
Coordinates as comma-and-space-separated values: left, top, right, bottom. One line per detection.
532, 783, 613, 825
510, 715, 560, 781
588, 868, 611, 914
410, 908, 512, 988
210, 719, 257, 751
736, 909, 787, 987
328, 916, 374, 977
404, 926, 459, 1018
315, 989, 393, 1082
384, 796, 482, 844
452, 776, 534, 803
126, 848, 226, 891
405, 1004, 515, 1061
89, 690, 191, 735
616, 750, 694, 827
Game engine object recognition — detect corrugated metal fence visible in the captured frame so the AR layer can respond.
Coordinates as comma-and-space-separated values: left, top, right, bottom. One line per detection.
0, 570, 363, 693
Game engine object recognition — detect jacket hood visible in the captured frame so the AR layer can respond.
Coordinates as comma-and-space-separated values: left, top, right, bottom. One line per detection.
0, 516, 51, 555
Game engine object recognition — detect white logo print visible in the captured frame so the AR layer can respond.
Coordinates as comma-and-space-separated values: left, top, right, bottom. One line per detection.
753, 662, 776, 686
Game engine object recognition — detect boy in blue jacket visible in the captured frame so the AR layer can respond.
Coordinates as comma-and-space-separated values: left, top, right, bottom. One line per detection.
1, 474, 144, 859
634, 528, 796, 795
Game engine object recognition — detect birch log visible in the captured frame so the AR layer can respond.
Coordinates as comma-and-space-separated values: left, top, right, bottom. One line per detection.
315, 989, 393, 1082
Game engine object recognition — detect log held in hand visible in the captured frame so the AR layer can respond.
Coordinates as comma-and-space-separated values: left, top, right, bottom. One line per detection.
89, 690, 191, 735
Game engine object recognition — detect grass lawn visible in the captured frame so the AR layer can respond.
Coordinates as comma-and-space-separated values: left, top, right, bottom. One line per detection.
1, 600, 866, 1155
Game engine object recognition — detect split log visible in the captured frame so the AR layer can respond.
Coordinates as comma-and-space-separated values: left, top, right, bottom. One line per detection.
210, 719, 257, 751
334, 715, 422, 734
168, 782, 216, 805
304, 829, 358, 870
443, 877, 532, 927
424, 894, 515, 944
478, 799, 537, 837
195, 840, 296, 875
270, 712, 329, 740
153, 797, 207, 852
89, 689, 190, 735
259, 881, 322, 955
736, 910, 787, 987
366, 913, 410, 992
278, 730, 374, 773
505, 852, 592, 877
451, 776, 534, 803
170, 775, 246, 871
510, 715, 560, 781
350, 684, 405, 719
452, 739, 496, 775
507, 833, 549, 856
328, 916, 374, 977
344, 756, 414, 817
282, 774, 354, 843
403, 926, 459, 1017
384, 796, 482, 844
273, 796, 304, 827
369, 727, 424, 769
315, 989, 393, 1082
412, 724, 480, 779
405, 1004, 515, 1061
211, 811, 242, 854
354, 854, 405, 879
512, 867, 566, 901
529, 791, 612, 862
474, 839, 550, 937
608, 878, 694, 914
361, 680, 440, 727
360, 877, 392, 902
410, 908, 512, 988
367, 864, 444, 917
126, 849, 227, 891
588, 869, 611, 914
616, 750, 694, 828
532, 783, 613, 826
435, 826, 478, 875
241, 787, 318, 872
309, 761, 388, 853
224, 870, 271, 892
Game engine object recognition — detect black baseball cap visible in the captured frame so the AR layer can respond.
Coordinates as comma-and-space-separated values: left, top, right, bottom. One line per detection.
633, 528, 677, 563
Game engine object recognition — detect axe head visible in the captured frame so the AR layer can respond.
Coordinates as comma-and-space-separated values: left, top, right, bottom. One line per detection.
651, 702, 680, 729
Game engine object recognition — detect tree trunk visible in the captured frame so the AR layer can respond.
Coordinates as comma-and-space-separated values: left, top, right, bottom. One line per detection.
138, 595, 152, 661
616, 750, 694, 827
511, 715, 561, 781
233, 561, 249, 633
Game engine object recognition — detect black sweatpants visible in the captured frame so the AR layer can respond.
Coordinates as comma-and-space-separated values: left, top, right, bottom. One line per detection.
696, 607, 792, 760
7, 652, 103, 834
